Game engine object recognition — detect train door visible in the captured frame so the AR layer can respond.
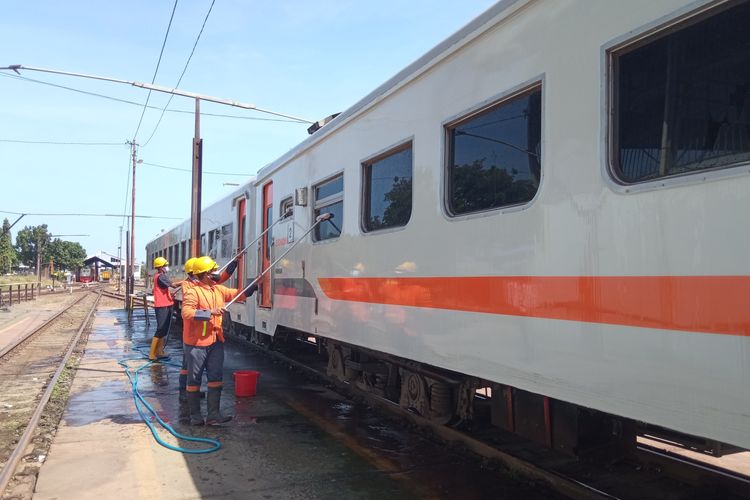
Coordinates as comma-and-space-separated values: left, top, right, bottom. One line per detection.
260, 182, 273, 308
236, 197, 246, 290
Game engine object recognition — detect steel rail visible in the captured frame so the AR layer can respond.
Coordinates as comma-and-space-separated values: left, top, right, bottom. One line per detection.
0, 291, 101, 494
636, 443, 750, 497
0, 292, 89, 359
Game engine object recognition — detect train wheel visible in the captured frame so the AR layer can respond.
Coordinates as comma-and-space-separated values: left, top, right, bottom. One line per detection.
399, 369, 429, 417
327, 346, 347, 382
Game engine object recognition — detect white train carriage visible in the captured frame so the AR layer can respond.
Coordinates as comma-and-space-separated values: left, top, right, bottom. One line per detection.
243, 0, 750, 454
145, 182, 259, 331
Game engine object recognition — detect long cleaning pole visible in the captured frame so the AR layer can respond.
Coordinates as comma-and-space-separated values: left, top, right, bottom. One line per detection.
216, 209, 292, 274
224, 213, 332, 309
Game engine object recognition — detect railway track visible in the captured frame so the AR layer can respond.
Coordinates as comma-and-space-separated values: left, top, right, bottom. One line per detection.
236, 334, 750, 500
0, 290, 100, 497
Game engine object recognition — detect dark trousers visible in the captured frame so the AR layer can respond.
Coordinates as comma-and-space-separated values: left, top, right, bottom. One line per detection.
184, 342, 224, 392
154, 306, 173, 338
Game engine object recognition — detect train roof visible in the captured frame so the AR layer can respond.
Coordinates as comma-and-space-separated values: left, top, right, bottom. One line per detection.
145, 180, 253, 246
254, 0, 522, 182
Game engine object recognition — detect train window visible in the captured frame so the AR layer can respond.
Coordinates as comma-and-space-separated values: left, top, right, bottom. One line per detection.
200, 233, 206, 254
220, 225, 232, 259
180, 241, 187, 264
207, 230, 219, 258
446, 86, 541, 216
280, 197, 293, 217
611, 2, 750, 183
313, 175, 343, 241
363, 142, 413, 232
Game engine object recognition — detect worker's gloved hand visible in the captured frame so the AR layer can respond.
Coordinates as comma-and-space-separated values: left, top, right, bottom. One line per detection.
244, 283, 258, 297
225, 259, 238, 276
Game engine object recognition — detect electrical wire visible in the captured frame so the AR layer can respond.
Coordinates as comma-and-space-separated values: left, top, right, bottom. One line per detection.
0, 139, 125, 146
133, 0, 179, 141
142, 0, 216, 147
0, 209, 182, 220
141, 161, 248, 177
0, 72, 304, 122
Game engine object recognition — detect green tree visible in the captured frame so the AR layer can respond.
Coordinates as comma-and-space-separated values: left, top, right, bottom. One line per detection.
15, 224, 50, 267
46, 239, 87, 271
0, 218, 18, 274
450, 159, 538, 214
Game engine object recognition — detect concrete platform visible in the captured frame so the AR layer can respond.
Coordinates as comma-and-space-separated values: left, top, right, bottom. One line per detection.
33, 302, 554, 500
33, 307, 414, 499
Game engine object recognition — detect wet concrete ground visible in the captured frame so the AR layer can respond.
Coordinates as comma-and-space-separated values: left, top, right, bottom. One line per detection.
33, 302, 558, 499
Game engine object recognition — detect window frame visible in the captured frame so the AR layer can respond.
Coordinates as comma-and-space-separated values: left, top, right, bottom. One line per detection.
442, 80, 544, 220
604, 0, 750, 193
360, 138, 414, 235
280, 196, 293, 218
312, 172, 344, 243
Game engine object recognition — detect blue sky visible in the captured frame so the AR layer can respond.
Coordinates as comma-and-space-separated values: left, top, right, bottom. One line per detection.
0, 0, 495, 263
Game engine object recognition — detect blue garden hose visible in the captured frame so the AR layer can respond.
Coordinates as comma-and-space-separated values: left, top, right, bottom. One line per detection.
118, 346, 221, 454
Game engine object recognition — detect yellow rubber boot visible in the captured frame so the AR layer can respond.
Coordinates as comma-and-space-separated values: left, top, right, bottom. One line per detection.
155, 337, 167, 358
148, 337, 159, 361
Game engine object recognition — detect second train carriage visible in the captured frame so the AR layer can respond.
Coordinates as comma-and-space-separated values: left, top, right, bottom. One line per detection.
147, 0, 750, 456
145, 183, 258, 331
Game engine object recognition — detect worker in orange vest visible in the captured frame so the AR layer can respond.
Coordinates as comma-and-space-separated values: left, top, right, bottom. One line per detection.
150, 257, 183, 360
181, 256, 257, 425
178, 255, 241, 399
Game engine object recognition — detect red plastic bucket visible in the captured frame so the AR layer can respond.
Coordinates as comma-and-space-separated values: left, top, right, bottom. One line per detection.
233, 370, 260, 397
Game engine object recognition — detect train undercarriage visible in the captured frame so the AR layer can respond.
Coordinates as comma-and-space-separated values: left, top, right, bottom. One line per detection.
224, 317, 742, 465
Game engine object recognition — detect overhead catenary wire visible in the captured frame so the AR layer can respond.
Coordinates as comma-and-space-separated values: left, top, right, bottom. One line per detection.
142, 0, 215, 147
141, 161, 248, 177
0, 209, 182, 220
0, 65, 314, 123
0, 72, 305, 123
133, 0, 179, 142
0, 139, 125, 146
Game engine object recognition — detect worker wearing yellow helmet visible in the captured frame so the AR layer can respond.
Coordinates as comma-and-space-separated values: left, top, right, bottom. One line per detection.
149, 256, 183, 360
177, 255, 240, 399
181, 256, 257, 425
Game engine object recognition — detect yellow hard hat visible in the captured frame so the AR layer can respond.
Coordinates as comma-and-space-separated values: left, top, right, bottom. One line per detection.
184, 257, 198, 273
192, 255, 218, 274
154, 256, 168, 268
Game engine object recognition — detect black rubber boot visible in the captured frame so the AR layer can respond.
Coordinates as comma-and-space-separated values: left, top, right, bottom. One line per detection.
187, 391, 204, 426
206, 387, 232, 425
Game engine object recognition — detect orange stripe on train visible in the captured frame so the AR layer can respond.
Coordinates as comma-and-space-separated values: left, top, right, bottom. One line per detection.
317, 276, 750, 336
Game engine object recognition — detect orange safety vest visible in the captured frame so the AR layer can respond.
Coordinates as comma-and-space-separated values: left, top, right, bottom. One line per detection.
181, 280, 240, 346
153, 271, 174, 308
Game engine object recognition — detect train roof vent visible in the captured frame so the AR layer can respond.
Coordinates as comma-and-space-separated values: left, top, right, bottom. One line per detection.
307, 113, 340, 135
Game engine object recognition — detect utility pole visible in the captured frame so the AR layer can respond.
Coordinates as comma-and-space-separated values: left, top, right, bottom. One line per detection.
125, 229, 130, 310
117, 225, 123, 292
127, 141, 138, 308
190, 97, 202, 258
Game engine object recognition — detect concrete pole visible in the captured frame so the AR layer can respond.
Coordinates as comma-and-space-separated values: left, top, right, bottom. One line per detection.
129, 142, 137, 306
190, 97, 203, 258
